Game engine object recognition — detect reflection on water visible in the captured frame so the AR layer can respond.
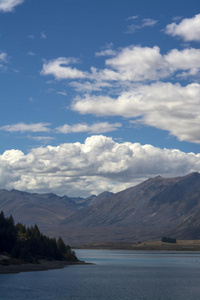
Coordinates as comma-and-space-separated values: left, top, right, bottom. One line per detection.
1, 250, 200, 300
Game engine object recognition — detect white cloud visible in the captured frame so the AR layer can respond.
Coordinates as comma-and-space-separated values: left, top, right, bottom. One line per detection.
165, 48, 200, 72
41, 46, 200, 84
90, 66, 121, 81
41, 31, 46, 39
57, 91, 67, 96
56, 122, 122, 134
41, 57, 87, 80
0, 121, 121, 136
0, 123, 51, 132
27, 51, 36, 56
28, 97, 34, 103
27, 35, 35, 39
27, 135, 54, 142
95, 42, 116, 57
105, 46, 200, 81
127, 15, 139, 21
105, 46, 168, 81
0, 51, 7, 62
70, 80, 112, 92
127, 18, 157, 33
0, 135, 199, 196
142, 18, 158, 27
0, 0, 24, 12
165, 14, 200, 42
41, 46, 200, 144
173, 16, 182, 22
95, 49, 116, 57
0, 51, 8, 69
72, 82, 200, 144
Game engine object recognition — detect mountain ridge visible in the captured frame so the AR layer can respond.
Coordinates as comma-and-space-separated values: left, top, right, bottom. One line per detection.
0, 172, 200, 245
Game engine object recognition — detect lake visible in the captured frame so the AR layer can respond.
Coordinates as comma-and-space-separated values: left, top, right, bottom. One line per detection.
1, 249, 200, 300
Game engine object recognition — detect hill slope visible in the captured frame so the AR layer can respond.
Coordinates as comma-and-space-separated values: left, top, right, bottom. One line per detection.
61, 172, 200, 244
0, 188, 113, 236
1, 173, 200, 245
0, 189, 79, 232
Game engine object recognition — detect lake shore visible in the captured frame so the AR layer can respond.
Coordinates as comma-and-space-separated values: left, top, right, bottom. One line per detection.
0, 259, 87, 274
75, 240, 200, 251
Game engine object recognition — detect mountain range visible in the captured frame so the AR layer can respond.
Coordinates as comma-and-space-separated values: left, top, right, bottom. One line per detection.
0, 172, 200, 245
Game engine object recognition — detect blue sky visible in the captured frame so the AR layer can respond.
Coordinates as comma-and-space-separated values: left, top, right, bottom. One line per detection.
0, 0, 200, 196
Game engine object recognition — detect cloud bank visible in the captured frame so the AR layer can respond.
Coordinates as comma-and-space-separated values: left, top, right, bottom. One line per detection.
1, 135, 199, 197
41, 43, 200, 144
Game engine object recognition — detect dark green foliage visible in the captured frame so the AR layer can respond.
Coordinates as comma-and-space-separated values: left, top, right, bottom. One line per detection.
57, 237, 67, 256
0, 211, 17, 252
161, 236, 176, 243
0, 211, 78, 262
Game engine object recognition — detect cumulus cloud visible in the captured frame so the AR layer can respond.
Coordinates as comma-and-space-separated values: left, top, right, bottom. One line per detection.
56, 122, 122, 134
72, 82, 200, 144
0, 123, 51, 132
165, 48, 200, 72
41, 57, 87, 80
0, 0, 24, 12
105, 46, 168, 81
105, 46, 200, 81
165, 14, 200, 42
0, 135, 199, 196
41, 45, 200, 144
42, 46, 200, 83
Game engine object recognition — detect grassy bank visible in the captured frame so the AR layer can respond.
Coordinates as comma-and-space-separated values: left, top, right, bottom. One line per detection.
75, 240, 200, 251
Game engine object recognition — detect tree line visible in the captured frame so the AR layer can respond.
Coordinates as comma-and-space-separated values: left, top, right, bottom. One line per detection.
0, 211, 78, 262
161, 236, 176, 243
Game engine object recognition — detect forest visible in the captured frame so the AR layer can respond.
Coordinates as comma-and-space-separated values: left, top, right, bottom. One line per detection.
0, 211, 78, 263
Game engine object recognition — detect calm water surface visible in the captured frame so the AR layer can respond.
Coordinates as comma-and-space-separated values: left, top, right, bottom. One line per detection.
1, 250, 200, 300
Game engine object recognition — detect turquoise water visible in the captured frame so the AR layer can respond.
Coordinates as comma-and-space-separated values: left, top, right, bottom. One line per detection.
1, 250, 200, 300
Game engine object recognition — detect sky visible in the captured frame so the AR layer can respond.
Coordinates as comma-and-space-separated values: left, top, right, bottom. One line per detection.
0, 0, 200, 197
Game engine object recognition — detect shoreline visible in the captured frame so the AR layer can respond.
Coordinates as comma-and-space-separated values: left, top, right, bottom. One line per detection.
74, 240, 200, 251
0, 259, 87, 275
